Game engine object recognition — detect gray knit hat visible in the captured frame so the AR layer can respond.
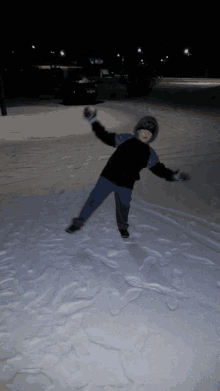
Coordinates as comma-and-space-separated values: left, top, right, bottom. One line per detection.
134, 116, 159, 143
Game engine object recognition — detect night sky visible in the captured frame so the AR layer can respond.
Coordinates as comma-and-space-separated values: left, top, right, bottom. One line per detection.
2, 6, 218, 73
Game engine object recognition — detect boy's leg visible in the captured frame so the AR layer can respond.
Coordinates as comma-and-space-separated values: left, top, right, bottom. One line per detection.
114, 186, 133, 231
68, 176, 114, 230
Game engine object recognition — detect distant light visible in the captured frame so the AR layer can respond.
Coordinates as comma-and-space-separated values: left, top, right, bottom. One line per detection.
183, 48, 192, 56
32, 45, 35, 49
117, 53, 120, 57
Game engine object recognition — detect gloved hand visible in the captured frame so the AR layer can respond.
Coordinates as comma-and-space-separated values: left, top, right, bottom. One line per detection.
173, 170, 190, 182
83, 107, 97, 123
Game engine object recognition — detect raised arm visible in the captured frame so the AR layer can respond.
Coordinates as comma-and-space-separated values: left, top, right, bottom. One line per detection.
84, 107, 116, 147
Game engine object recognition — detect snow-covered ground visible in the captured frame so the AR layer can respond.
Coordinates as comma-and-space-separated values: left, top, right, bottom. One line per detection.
0, 85, 220, 391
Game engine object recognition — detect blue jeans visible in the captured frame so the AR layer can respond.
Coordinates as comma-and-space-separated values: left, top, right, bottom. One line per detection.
72, 176, 133, 230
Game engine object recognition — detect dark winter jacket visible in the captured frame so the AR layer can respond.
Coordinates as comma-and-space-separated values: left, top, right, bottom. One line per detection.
90, 119, 178, 190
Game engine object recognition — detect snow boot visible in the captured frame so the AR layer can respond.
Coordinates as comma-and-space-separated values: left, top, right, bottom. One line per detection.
65, 217, 84, 234
65, 223, 81, 234
119, 229, 129, 238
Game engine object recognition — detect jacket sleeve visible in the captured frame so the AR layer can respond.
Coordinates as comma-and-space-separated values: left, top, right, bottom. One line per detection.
91, 120, 116, 147
149, 162, 176, 182
147, 147, 176, 182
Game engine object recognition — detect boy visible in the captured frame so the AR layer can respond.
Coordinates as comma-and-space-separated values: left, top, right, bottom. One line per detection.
66, 107, 190, 238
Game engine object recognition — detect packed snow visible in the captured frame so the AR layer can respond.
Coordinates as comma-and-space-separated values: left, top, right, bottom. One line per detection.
0, 83, 220, 391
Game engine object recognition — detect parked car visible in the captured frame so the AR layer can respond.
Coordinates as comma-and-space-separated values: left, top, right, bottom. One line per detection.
62, 74, 98, 105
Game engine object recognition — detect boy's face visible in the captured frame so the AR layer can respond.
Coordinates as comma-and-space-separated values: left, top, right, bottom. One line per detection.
138, 129, 152, 144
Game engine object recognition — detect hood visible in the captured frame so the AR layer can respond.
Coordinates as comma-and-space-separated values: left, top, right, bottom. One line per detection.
134, 116, 159, 144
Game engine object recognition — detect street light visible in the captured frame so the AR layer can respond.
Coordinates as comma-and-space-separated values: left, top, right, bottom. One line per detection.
116, 53, 124, 76
59, 50, 65, 67
183, 48, 192, 57
50, 51, 55, 69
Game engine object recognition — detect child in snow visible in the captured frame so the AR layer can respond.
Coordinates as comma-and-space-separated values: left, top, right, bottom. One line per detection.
66, 107, 190, 238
